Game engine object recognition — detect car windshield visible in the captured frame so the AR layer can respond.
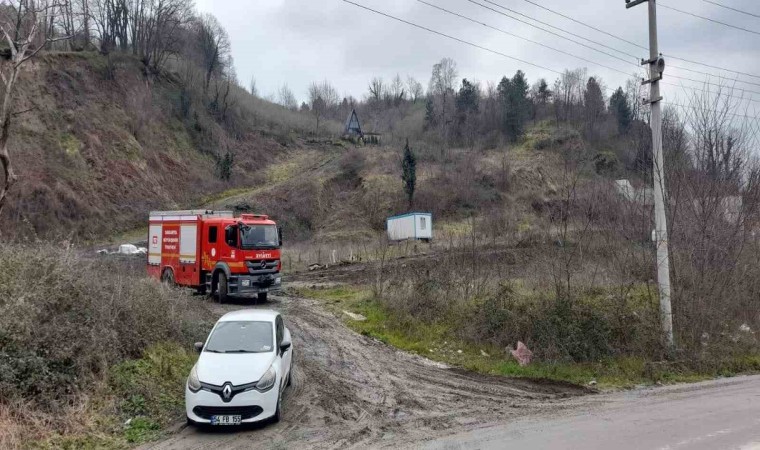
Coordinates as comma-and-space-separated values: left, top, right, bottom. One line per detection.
204, 321, 273, 353
239, 224, 279, 249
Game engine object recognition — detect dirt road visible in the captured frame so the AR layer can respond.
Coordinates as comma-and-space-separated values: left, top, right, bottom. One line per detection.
142, 293, 585, 450
427, 375, 760, 450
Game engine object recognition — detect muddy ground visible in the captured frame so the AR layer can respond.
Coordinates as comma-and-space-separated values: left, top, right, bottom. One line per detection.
142, 288, 587, 450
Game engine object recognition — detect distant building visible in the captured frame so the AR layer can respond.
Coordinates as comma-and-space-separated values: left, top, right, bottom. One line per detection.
387, 213, 433, 241
344, 109, 363, 138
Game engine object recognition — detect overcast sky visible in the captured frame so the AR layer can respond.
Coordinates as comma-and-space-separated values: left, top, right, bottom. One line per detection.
195, 0, 760, 110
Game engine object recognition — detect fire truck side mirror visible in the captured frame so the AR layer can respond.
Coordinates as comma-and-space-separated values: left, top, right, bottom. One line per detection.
278, 227, 283, 247
225, 225, 238, 248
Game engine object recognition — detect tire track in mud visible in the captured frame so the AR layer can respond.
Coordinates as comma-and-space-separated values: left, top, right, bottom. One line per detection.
142, 294, 587, 450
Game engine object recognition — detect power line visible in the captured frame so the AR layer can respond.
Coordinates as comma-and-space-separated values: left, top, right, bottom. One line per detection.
659, 2, 760, 36
339, 0, 760, 127
702, 0, 760, 20
339, 0, 561, 75
471, 0, 640, 61
426, 0, 760, 104
665, 54, 760, 81
418, 0, 634, 77
464, 0, 644, 72
498, 0, 760, 82
517, 0, 647, 51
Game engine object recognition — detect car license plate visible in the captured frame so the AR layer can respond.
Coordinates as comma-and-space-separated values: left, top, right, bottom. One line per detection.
241, 279, 250, 287
211, 415, 241, 426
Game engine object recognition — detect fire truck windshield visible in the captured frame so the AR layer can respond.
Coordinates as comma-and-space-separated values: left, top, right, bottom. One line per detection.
239, 224, 279, 249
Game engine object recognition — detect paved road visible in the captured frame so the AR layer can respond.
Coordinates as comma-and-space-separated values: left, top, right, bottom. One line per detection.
425, 375, 760, 450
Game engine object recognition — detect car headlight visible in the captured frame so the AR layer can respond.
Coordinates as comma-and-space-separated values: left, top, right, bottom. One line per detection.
188, 365, 201, 393
255, 366, 276, 392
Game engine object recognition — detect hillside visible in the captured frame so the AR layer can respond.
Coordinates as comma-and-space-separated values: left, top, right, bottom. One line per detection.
1, 52, 330, 240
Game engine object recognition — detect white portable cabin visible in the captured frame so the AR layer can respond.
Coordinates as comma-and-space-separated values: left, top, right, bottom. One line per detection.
386, 213, 433, 241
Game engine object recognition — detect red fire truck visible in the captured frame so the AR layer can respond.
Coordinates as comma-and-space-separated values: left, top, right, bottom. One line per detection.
147, 210, 282, 302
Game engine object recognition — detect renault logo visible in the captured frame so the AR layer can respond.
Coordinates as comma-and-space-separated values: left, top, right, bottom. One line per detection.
222, 383, 232, 401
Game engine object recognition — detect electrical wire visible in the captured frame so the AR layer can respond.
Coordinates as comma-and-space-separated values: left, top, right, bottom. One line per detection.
659, 2, 760, 36
339, 0, 760, 124
702, 0, 760, 20
427, 0, 760, 104
486, 0, 760, 82
339, 0, 561, 75
471, 0, 640, 61
517, 0, 647, 51
418, 0, 634, 77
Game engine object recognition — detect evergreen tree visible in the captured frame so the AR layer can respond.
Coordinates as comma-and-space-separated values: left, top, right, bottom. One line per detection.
536, 78, 551, 105
609, 87, 632, 133
423, 96, 436, 131
498, 70, 530, 141
401, 139, 417, 210
455, 78, 480, 139
456, 78, 480, 117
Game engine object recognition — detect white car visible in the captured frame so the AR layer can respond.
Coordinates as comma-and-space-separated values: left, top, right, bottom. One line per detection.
185, 309, 293, 426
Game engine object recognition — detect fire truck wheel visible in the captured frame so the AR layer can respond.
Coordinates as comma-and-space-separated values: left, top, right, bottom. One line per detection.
257, 292, 268, 303
216, 273, 229, 304
161, 268, 175, 285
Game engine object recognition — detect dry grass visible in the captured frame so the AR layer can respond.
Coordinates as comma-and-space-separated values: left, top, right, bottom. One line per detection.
0, 243, 214, 447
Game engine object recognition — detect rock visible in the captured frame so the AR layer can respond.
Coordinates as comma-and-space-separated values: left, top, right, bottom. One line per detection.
509, 341, 533, 366
480, 350, 490, 357
588, 379, 597, 386
457, 349, 463, 354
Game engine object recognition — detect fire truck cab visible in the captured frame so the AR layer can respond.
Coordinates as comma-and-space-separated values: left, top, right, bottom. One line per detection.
147, 210, 282, 302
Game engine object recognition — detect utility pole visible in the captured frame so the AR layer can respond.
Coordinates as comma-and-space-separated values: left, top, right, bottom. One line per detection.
626, 0, 675, 350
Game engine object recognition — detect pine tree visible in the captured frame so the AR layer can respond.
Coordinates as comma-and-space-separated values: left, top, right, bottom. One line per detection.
498, 70, 530, 141
401, 139, 417, 210
609, 87, 632, 133
423, 96, 436, 131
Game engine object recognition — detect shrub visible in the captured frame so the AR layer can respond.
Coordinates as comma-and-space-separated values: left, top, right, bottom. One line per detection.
0, 244, 213, 411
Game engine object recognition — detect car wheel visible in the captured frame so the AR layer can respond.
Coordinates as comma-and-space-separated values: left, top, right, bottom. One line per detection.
186, 416, 195, 427
217, 273, 228, 304
287, 370, 292, 387
161, 268, 175, 285
258, 292, 268, 303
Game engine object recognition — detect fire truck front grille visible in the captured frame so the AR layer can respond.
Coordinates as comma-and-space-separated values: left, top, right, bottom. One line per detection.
245, 260, 279, 274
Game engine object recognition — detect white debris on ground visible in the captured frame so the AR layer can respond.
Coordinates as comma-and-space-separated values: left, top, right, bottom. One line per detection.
342, 310, 367, 321
480, 350, 490, 357
97, 244, 147, 255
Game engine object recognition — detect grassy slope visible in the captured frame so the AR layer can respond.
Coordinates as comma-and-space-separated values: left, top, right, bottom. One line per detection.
293, 285, 760, 389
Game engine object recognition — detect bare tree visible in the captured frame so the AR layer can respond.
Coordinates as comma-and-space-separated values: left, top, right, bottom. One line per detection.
429, 57, 458, 139
195, 13, 230, 92
133, 0, 192, 73
407, 75, 423, 103
0, 1, 69, 214
249, 75, 257, 97
277, 83, 297, 110
368, 77, 384, 103
389, 73, 405, 105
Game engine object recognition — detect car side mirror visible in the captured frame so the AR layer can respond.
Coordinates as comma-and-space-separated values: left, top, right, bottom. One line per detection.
194, 342, 204, 353
278, 227, 283, 247
280, 328, 292, 353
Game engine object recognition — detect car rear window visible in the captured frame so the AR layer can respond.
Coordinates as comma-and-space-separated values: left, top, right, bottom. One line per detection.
204, 321, 273, 353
